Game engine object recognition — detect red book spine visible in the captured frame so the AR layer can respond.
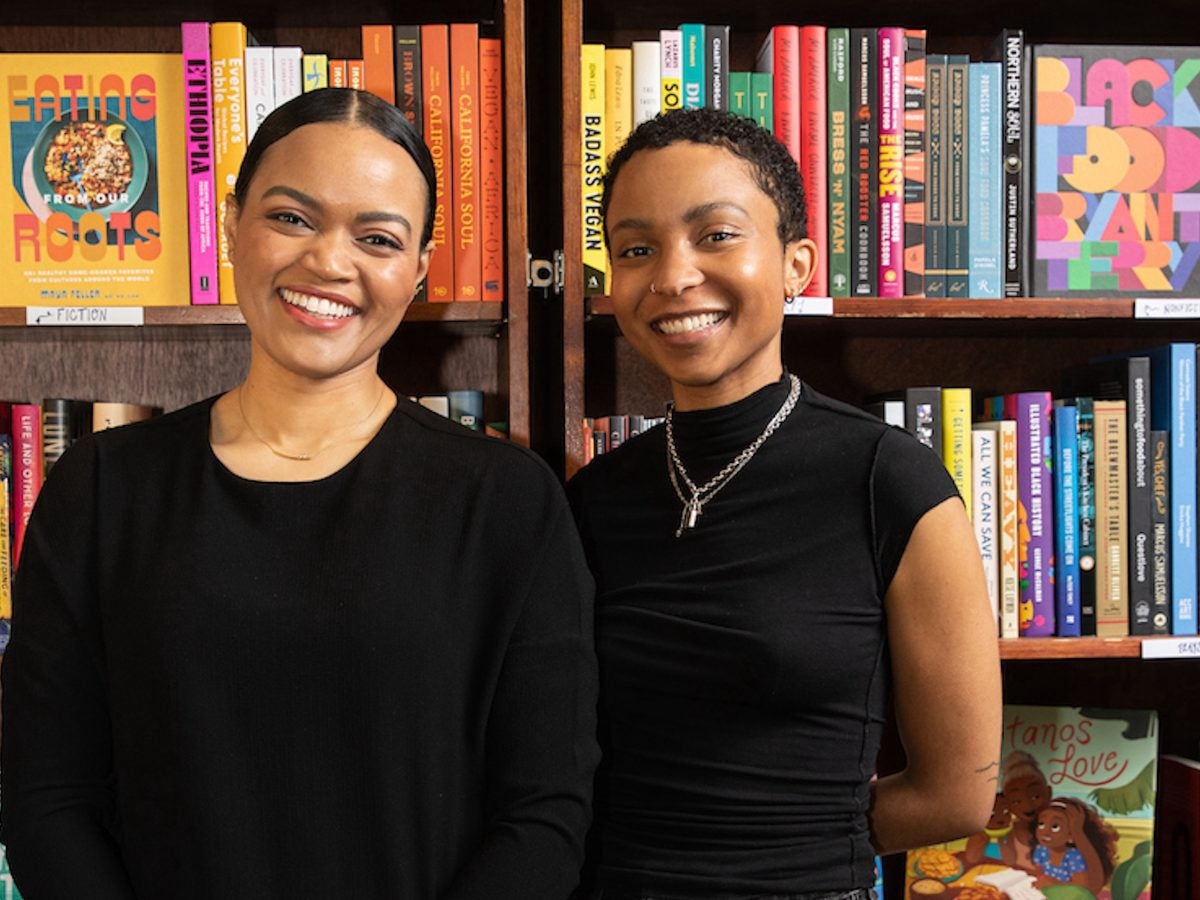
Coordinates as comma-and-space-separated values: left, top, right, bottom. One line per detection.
759, 26, 799, 162
421, 25, 454, 301
11, 403, 43, 568
479, 37, 505, 302
799, 25, 827, 297
878, 26, 905, 297
451, 23, 481, 301
903, 28, 927, 297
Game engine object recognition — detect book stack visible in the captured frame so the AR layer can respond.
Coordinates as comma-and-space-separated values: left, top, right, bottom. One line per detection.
0, 21, 506, 309
581, 412, 665, 462
578, 28, 1200, 303
867, 341, 1198, 641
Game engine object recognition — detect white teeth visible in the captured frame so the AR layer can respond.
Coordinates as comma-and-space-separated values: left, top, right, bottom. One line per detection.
279, 288, 356, 319
655, 312, 723, 335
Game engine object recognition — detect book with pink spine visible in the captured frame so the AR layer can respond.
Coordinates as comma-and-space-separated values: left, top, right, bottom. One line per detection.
181, 22, 219, 305
877, 26, 904, 298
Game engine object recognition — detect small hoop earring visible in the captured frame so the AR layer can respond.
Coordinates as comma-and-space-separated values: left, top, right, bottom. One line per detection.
785, 293, 798, 303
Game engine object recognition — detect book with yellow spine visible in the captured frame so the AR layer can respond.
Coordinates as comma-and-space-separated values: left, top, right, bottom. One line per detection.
211, 22, 250, 304
940, 386, 973, 517
581, 43, 606, 296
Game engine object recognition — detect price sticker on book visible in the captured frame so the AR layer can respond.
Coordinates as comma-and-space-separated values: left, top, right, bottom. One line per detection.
1140, 637, 1200, 659
783, 296, 834, 317
1133, 298, 1200, 319
26, 307, 145, 326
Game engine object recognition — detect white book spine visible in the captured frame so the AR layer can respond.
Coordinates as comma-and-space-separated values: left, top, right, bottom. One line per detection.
631, 41, 661, 126
973, 428, 1000, 630
244, 45, 276, 140
273, 46, 304, 108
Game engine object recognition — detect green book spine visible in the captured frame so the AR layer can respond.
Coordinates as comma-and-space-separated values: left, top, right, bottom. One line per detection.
827, 27, 851, 297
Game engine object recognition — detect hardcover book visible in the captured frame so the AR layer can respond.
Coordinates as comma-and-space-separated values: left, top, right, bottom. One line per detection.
394, 26, 422, 133
945, 54, 970, 298
450, 23, 481, 301
877, 27, 904, 298
1150, 429, 1172, 632
925, 53, 948, 297
0, 53, 188, 306
659, 30, 683, 114
800, 25, 828, 297
904, 705, 1157, 900
421, 25, 454, 301
977, 418, 1020, 637
361, 24, 396, 105
941, 386, 973, 513
973, 426, 1000, 628
679, 23, 705, 109
850, 28, 877, 296
990, 29, 1029, 298
631, 41, 661, 125
181, 23, 219, 305
706, 25, 730, 112
756, 26, 799, 161
211, 22, 251, 305
1032, 44, 1200, 296
969, 61, 1004, 298
581, 42, 606, 296
479, 37, 504, 303
1095, 398, 1129, 636
1052, 401, 1081, 635
903, 28, 927, 298
827, 27, 851, 298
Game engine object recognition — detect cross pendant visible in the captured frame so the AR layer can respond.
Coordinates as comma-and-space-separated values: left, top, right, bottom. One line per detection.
675, 496, 702, 537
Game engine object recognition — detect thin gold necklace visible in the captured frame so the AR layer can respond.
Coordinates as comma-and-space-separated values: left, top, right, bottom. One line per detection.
237, 381, 388, 461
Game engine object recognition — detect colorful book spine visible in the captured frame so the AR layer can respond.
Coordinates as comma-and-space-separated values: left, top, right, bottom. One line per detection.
1147, 343, 1197, 635
605, 47, 633, 154
40, 397, 70, 473
581, 43, 607, 296
394, 26, 423, 133
679, 23, 705, 109
800, 25, 828, 297
877, 27, 904, 298
451, 23, 481, 301
479, 37, 504, 303
361, 24, 396, 104
0, 434, 11, 621
924, 53, 948, 297
756, 26, 799, 161
751, 72, 772, 131
968, 61, 1003, 298
849, 28, 877, 296
944, 54, 970, 298
1073, 397, 1098, 635
302, 54, 328, 91
273, 47, 304, 108
659, 30, 683, 113
421, 25, 453, 301
328, 59, 347, 88
1052, 402, 1081, 636
211, 21, 251, 305
1150, 429, 1172, 633
979, 419, 1020, 637
728, 71, 751, 118
447, 389, 485, 431
973, 427, 1000, 630
827, 27, 851, 298
1005, 391, 1056, 636
902, 29, 927, 298
631, 41, 661, 125
941, 387, 972, 515
992, 28, 1027, 297
12, 403, 43, 568
706, 25, 730, 111
244, 45, 274, 141
181, 22, 219, 306
347, 59, 365, 91
1094, 399, 1129, 636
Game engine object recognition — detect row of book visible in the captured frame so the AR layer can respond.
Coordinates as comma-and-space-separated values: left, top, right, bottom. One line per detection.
580, 24, 1200, 301
872, 343, 1198, 639
1, 398, 159, 651
0, 20, 505, 309
581, 412, 665, 464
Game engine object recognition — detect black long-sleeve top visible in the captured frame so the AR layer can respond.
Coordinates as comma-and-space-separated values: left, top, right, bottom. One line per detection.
1, 396, 600, 899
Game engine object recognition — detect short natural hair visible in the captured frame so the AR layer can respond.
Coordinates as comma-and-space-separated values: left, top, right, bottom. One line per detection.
601, 107, 808, 247
234, 87, 437, 246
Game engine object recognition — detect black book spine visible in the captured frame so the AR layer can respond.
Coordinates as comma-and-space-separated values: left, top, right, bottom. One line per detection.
992, 29, 1027, 297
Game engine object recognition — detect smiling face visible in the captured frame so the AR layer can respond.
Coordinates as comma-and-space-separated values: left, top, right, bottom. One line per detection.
225, 121, 432, 383
1035, 806, 1070, 851
605, 142, 814, 411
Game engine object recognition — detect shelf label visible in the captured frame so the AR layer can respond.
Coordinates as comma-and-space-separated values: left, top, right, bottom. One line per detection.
783, 296, 834, 317
26, 306, 145, 326
1133, 298, 1200, 319
1140, 636, 1200, 659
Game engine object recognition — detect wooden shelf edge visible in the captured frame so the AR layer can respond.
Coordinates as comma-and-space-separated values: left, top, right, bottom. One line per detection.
0, 302, 507, 328
586, 296, 1145, 319
999, 636, 1145, 660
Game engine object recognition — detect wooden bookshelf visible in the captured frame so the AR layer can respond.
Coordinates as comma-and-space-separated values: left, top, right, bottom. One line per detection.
0, 0, 531, 442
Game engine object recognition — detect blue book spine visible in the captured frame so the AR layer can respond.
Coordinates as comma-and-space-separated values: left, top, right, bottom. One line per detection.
679, 23, 706, 108
968, 62, 1003, 298
1146, 344, 1198, 634
1053, 403, 1081, 636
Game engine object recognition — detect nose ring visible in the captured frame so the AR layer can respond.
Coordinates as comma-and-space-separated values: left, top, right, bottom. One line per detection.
649, 282, 658, 294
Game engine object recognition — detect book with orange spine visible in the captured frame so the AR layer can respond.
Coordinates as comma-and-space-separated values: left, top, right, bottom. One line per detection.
361, 25, 395, 104
450, 23, 481, 301
421, 25, 454, 300
479, 37, 504, 302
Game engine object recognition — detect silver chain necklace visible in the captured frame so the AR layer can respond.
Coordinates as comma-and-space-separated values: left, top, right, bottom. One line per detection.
665, 374, 801, 537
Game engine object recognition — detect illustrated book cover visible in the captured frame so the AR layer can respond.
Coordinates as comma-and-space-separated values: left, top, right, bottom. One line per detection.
1031, 44, 1200, 296
905, 704, 1158, 900
0, 53, 188, 306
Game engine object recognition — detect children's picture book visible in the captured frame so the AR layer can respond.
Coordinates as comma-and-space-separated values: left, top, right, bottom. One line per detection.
1031, 44, 1200, 297
905, 704, 1157, 900
0, 53, 188, 306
